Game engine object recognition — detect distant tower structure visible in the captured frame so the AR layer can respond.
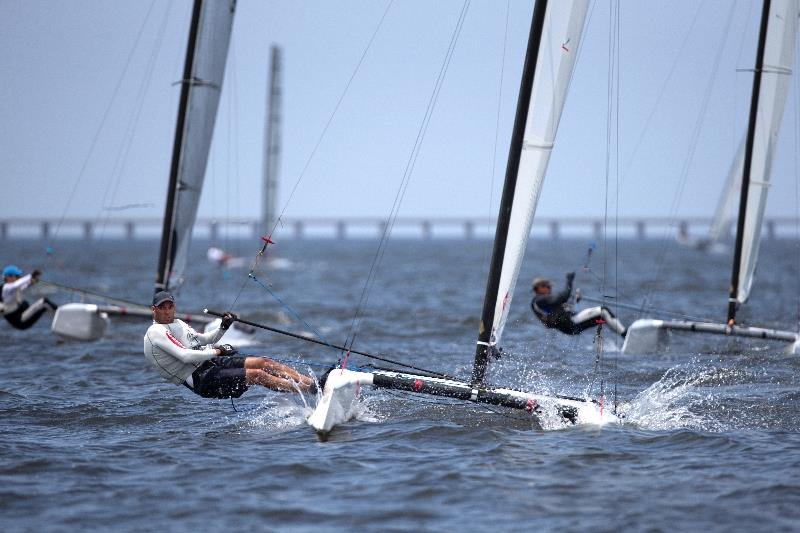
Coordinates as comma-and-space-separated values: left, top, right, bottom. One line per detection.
261, 45, 282, 233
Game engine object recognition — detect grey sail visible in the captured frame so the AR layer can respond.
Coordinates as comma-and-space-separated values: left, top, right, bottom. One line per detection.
156, 0, 236, 292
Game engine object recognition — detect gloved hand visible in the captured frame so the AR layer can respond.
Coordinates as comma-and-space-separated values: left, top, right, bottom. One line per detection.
220, 312, 237, 330
215, 344, 238, 357
565, 271, 575, 283
31, 269, 42, 279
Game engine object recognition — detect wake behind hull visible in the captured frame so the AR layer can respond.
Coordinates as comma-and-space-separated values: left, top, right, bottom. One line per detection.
307, 368, 618, 437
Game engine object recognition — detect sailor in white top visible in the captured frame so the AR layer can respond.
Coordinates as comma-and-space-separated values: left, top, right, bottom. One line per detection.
143, 291, 316, 399
1, 265, 57, 330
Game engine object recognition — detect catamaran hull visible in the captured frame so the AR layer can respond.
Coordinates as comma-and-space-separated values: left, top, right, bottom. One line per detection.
621, 318, 800, 354
51, 303, 110, 341
307, 368, 618, 436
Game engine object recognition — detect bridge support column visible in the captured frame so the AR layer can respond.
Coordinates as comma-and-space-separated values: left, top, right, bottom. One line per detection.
549, 221, 559, 240
422, 220, 432, 240
464, 221, 474, 239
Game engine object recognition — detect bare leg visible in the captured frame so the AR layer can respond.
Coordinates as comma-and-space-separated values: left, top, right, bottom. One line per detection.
244, 357, 316, 390
244, 369, 303, 392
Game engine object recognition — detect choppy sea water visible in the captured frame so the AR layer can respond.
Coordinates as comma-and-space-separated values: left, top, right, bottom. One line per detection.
2, 237, 800, 532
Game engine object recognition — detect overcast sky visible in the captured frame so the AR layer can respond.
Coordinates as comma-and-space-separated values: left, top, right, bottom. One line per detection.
2, 0, 798, 232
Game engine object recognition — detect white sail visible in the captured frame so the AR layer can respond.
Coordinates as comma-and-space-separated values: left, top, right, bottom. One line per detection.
708, 138, 744, 245
737, 0, 798, 303
489, 0, 589, 346
160, 0, 235, 290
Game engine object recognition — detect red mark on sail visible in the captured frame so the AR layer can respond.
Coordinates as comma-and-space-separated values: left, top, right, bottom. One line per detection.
261, 236, 274, 245
562, 38, 571, 52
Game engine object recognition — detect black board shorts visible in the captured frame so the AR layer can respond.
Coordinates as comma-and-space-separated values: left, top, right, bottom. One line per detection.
190, 356, 249, 399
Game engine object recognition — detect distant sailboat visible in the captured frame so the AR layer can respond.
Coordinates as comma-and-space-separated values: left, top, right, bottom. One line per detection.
51, 0, 236, 341
677, 137, 743, 253
623, 0, 800, 355
308, 0, 619, 436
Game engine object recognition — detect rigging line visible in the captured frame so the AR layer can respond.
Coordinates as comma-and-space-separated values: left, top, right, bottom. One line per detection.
90, 5, 172, 256
578, 294, 718, 322
203, 309, 456, 379
249, 274, 332, 348
227, 0, 396, 311
342, 0, 471, 353
619, 1, 705, 184
485, 0, 511, 265
613, 1, 621, 399
636, 3, 739, 315
795, 38, 800, 328
50, 0, 160, 245
38, 280, 147, 309
601, 0, 619, 302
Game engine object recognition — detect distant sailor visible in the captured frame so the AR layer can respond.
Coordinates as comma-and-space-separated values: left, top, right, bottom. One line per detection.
207, 246, 233, 267
143, 291, 316, 398
1, 265, 57, 330
531, 272, 626, 337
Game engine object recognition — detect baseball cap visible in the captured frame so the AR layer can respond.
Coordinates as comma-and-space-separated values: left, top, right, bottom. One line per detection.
152, 290, 175, 307
2, 265, 23, 278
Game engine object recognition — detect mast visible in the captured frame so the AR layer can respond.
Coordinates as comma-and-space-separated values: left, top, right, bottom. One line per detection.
261, 45, 282, 233
155, 0, 235, 293
471, 0, 549, 385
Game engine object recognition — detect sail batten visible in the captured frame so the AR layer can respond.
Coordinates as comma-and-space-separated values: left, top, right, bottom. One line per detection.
155, 0, 235, 293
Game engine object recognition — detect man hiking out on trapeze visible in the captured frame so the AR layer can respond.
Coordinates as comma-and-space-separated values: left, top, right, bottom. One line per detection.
531, 272, 626, 337
143, 290, 316, 399
1, 265, 58, 330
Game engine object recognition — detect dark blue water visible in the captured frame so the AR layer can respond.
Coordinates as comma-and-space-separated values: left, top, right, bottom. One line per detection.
2, 238, 799, 531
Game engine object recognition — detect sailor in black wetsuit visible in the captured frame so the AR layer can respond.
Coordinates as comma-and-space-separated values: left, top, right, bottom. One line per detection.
530, 272, 626, 337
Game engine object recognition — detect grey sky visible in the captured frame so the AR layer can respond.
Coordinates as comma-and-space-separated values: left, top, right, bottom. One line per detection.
1, 0, 797, 229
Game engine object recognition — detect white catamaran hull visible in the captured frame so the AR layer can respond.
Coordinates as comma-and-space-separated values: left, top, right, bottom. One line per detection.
51, 303, 111, 341
308, 368, 619, 436
622, 318, 800, 354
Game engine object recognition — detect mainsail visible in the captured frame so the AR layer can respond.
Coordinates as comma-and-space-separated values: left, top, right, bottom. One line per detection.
731, 0, 798, 308
155, 0, 236, 293
472, 0, 589, 384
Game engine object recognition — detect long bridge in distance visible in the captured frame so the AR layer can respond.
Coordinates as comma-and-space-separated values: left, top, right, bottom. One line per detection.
1, 216, 799, 240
